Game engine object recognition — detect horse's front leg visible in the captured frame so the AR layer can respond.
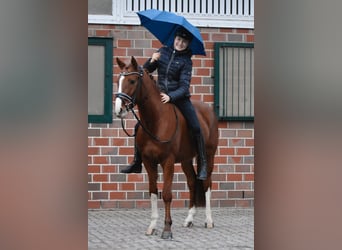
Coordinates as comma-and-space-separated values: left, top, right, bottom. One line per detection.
161, 162, 174, 239
146, 192, 158, 235
144, 162, 159, 236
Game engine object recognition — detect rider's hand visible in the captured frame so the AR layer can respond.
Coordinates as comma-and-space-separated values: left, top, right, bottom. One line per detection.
150, 52, 161, 63
160, 93, 170, 103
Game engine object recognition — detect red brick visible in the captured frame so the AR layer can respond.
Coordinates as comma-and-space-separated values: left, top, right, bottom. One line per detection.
88, 201, 100, 209
236, 28, 250, 34
101, 201, 117, 209
102, 128, 117, 137
211, 173, 226, 181
117, 39, 132, 47
93, 192, 108, 200
236, 182, 252, 190
152, 40, 162, 48
212, 33, 226, 41
119, 147, 134, 155
236, 165, 251, 172
93, 156, 108, 164
93, 174, 108, 182
102, 183, 118, 190
228, 191, 243, 198
195, 68, 210, 76
246, 34, 254, 42
237, 130, 253, 137
127, 192, 144, 199
110, 191, 126, 199
94, 138, 109, 146
114, 48, 127, 56
236, 200, 252, 207
236, 148, 251, 155
171, 200, 186, 208
230, 157, 242, 163
191, 59, 201, 67
96, 29, 111, 36
88, 147, 99, 155
228, 174, 242, 181
102, 165, 116, 173
231, 139, 243, 146
190, 76, 201, 84
178, 191, 190, 199
203, 95, 214, 102
211, 182, 219, 190
246, 139, 254, 146
214, 156, 228, 164
88, 165, 100, 173
127, 174, 144, 182
136, 200, 151, 208
112, 138, 126, 146
219, 199, 236, 207
229, 122, 244, 129
244, 174, 254, 181
118, 200, 135, 209
220, 147, 234, 155
120, 183, 135, 191
204, 59, 214, 67
211, 191, 227, 199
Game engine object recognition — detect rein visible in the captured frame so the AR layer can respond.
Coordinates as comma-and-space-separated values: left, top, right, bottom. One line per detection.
116, 69, 179, 144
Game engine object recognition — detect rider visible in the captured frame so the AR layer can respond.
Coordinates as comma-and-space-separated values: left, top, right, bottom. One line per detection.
120, 27, 207, 180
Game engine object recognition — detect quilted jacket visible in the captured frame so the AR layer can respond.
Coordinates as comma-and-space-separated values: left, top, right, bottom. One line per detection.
143, 46, 193, 102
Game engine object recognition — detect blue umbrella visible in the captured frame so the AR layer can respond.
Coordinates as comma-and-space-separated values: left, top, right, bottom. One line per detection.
137, 9, 206, 56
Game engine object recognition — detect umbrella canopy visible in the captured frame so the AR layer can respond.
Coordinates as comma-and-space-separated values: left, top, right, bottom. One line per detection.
137, 9, 206, 56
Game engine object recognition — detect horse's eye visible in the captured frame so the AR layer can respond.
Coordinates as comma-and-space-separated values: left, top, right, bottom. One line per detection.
129, 79, 136, 84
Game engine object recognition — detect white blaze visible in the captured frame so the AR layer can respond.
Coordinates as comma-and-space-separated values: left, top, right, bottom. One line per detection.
114, 75, 124, 116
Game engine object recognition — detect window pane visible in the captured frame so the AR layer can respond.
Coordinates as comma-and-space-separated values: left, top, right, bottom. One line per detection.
88, 45, 105, 115
88, 37, 113, 123
88, 0, 112, 15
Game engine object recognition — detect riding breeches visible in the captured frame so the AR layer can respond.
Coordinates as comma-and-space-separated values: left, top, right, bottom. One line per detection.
173, 97, 201, 135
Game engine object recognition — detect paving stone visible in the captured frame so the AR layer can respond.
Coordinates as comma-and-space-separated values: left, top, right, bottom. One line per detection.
88, 208, 254, 249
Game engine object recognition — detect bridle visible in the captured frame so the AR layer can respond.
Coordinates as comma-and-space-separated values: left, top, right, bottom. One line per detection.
115, 67, 179, 143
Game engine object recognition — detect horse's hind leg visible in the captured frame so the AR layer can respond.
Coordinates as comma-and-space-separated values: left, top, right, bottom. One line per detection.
203, 154, 214, 229
204, 187, 214, 228
180, 160, 197, 227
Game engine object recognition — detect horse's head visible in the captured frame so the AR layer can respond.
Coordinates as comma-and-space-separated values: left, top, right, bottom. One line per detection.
114, 56, 143, 118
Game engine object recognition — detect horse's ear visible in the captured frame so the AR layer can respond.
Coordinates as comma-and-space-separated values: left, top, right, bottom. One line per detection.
116, 57, 126, 70
131, 56, 138, 70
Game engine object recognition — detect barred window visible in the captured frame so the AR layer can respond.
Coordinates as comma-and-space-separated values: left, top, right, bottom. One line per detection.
214, 42, 254, 121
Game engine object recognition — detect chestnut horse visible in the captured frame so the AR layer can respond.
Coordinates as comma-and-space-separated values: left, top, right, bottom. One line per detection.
114, 56, 218, 239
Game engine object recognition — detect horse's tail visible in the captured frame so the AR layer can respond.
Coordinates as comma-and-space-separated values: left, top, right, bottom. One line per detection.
194, 179, 206, 207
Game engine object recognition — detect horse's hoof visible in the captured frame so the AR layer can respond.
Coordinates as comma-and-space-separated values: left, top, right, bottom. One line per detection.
184, 221, 194, 228
205, 222, 214, 228
145, 228, 158, 236
161, 231, 173, 240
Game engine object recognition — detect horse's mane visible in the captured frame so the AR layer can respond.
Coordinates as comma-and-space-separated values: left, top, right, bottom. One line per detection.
142, 68, 161, 94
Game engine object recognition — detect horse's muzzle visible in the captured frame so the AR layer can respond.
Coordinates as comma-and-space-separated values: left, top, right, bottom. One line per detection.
114, 97, 127, 118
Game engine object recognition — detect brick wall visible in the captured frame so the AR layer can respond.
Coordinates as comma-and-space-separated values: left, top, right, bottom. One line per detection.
88, 24, 254, 209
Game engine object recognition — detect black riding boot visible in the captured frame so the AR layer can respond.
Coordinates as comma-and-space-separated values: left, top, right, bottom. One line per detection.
195, 133, 207, 180
120, 142, 142, 173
